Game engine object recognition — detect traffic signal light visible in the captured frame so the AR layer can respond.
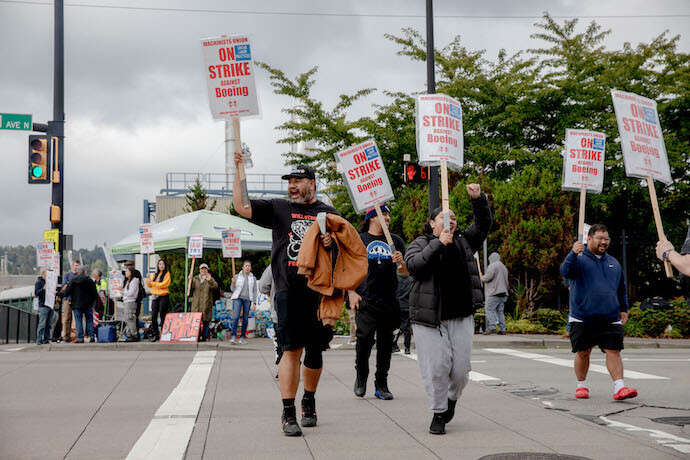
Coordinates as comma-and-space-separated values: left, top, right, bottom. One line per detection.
28, 135, 50, 184
404, 162, 429, 185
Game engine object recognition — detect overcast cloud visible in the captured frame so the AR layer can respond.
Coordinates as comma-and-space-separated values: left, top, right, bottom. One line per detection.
1, 0, 688, 248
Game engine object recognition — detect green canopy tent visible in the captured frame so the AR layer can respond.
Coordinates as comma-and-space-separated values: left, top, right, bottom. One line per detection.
110, 210, 272, 308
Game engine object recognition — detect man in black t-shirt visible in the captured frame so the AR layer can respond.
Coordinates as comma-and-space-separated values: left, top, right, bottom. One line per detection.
349, 204, 407, 401
233, 153, 336, 437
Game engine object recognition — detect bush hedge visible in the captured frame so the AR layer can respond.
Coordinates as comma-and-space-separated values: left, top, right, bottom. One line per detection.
624, 298, 690, 338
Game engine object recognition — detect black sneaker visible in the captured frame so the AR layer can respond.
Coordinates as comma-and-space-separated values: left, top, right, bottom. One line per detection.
443, 399, 457, 423
392, 343, 401, 353
429, 413, 446, 435
281, 413, 303, 437
374, 380, 394, 400
404, 347, 411, 355
354, 374, 367, 397
301, 398, 317, 427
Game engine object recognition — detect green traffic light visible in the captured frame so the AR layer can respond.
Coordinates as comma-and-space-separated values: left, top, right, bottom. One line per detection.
31, 166, 43, 178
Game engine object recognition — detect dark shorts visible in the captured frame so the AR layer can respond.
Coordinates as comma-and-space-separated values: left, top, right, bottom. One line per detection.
569, 319, 624, 353
274, 289, 332, 351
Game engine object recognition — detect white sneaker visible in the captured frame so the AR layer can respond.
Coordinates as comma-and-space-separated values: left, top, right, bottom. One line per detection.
239, 338, 247, 345
229, 337, 237, 344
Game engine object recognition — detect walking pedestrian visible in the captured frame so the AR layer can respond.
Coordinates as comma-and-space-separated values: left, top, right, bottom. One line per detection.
404, 184, 492, 435
35, 271, 53, 345
229, 260, 258, 344
60, 260, 80, 343
481, 252, 509, 335
393, 271, 413, 354
350, 205, 407, 400
146, 259, 171, 342
560, 224, 637, 401
121, 266, 140, 342
62, 265, 98, 343
233, 155, 338, 437
189, 263, 218, 341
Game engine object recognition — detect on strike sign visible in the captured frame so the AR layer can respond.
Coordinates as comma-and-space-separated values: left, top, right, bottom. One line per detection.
562, 129, 606, 193
201, 34, 259, 119
138, 224, 154, 254
416, 94, 464, 171
221, 229, 242, 258
188, 234, 203, 258
36, 241, 54, 269
334, 139, 394, 214
611, 90, 672, 184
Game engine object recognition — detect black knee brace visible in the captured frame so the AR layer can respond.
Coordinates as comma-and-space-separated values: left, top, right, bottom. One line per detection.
303, 344, 323, 369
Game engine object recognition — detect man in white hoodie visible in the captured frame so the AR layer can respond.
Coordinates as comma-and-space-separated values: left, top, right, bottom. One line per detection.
481, 252, 509, 335
230, 260, 258, 344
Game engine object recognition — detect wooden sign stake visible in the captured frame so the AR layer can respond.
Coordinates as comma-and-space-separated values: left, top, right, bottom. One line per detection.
440, 159, 450, 230
646, 176, 673, 278
578, 187, 586, 242
232, 117, 250, 209
374, 204, 401, 268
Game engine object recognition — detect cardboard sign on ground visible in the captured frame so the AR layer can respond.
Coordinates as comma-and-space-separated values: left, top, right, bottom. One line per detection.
138, 224, 154, 254
416, 94, 464, 171
221, 229, 242, 258
611, 89, 672, 185
562, 129, 606, 193
201, 34, 259, 119
160, 312, 203, 343
334, 139, 394, 214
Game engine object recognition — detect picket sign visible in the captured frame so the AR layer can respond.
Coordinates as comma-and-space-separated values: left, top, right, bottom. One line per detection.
221, 228, 242, 275
138, 224, 154, 254
186, 234, 204, 306
611, 90, 673, 277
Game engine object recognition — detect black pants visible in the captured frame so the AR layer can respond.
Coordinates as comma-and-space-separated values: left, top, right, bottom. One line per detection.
395, 310, 411, 350
150, 295, 170, 338
355, 307, 395, 383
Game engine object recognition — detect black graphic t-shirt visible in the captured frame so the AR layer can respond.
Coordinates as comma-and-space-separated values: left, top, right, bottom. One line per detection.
249, 198, 337, 294
356, 232, 406, 311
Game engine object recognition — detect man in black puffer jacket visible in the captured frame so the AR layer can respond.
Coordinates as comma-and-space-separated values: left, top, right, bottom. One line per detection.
404, 184, 491, 435
62, 266, 98, 343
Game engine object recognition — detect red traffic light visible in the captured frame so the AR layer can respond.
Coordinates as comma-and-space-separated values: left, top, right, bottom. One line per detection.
404, 162, 429, 184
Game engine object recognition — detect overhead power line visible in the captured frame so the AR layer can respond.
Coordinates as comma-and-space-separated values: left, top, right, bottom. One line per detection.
1, 0, 689, 20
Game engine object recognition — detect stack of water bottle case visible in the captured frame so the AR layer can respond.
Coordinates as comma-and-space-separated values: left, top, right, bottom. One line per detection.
212, 293, 275, 340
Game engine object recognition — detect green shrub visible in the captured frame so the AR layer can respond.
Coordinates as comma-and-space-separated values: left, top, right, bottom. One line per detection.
474, 308, 486, 332
530, 308, 567, 332
624, 299, 690, 338
334, 303, 350, 336
506, 318, 549, 334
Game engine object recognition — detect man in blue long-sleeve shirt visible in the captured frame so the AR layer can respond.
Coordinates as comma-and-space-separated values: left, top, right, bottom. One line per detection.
560, 223, 637, 402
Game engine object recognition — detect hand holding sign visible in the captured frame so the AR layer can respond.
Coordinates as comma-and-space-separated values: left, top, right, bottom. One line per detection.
572, 241, 585, 255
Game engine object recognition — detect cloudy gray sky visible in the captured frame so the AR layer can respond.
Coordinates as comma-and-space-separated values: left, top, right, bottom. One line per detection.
1, 0, 688, 248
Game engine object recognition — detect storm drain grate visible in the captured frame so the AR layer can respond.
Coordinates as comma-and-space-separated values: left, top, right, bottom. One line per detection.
478, 454, 592, 460
651, 416, 690, 427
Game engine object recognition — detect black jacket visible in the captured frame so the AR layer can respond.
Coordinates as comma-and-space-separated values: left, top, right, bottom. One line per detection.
34, 277, 46, 308
405, 194, 492, 328
63, 274, 98, 310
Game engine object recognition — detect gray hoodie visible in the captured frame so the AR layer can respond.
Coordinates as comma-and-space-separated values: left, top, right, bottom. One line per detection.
481, 252, 509, 297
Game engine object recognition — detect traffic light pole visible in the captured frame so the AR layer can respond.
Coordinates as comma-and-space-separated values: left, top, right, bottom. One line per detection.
426, 0, 440, 215
49, 0, 65, 282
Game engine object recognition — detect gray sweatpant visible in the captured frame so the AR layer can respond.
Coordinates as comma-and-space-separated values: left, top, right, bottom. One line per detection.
413, 315, 474, 413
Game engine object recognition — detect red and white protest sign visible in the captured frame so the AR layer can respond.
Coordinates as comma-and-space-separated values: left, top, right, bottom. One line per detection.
201, 34, 259, 119
221, 229, 242, 258
416, 94, 464, 171
36, 241, 54, 269
334, 139, 394, 214
44, 269, 58, 308
562, 129, 606, 193
188, 234, 204, 259
160, 312, 203, 343
611, 90, 672, 184
109, 270, 124, 298
138, 224, 154, 254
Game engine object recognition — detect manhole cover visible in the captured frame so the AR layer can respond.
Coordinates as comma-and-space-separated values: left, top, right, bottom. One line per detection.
478, 454, 592, 460
652, 416, 690, 426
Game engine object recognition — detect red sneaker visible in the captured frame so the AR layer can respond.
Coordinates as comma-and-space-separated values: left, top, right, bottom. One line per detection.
575, 387, 589, 399
613, 387, 638, 400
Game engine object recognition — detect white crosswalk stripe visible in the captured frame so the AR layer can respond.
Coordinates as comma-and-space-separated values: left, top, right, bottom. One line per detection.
397, 351, 501, 381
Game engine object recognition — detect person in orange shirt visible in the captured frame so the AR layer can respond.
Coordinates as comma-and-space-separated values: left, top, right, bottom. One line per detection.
146, 259, 171, 342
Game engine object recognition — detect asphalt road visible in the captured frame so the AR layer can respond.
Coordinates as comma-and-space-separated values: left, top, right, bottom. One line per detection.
0, 338, 688, 460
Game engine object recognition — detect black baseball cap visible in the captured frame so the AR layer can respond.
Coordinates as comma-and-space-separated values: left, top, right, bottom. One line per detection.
281, 165, 316, 180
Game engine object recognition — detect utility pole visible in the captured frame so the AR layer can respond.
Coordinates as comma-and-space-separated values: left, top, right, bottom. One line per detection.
49, 0, 65, 282
426, 0, 439, 215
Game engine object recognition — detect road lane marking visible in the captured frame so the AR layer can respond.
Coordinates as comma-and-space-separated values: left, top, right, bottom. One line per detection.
485, 348, 669, 380
600, 416, 690, 454
592, 358, 690, 362
330, 343, 344, 349
127, 351, 216, 460
397, 352, 500, 381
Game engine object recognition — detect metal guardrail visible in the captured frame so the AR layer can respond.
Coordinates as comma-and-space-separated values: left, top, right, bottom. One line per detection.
162, 172, 288, 197
0, 303, 38, 344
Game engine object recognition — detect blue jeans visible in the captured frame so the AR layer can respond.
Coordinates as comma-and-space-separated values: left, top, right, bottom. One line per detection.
485, 295, 506, 332
37, 306, 53, 345
230, 298, 251, 338
73, 307, 94, 341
